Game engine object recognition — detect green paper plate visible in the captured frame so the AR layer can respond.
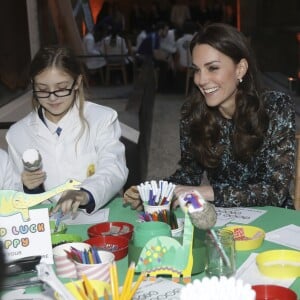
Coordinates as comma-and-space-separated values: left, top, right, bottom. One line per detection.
51, 233, 82, 247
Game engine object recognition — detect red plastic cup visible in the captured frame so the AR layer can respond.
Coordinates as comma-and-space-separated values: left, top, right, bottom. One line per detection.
252, 285, 297, 300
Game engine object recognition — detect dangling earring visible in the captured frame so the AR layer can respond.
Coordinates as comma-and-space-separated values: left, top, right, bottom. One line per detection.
239, 78, 243, 83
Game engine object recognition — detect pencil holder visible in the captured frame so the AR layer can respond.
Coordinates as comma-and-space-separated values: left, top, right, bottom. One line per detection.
171, 218, 184, 237
133, 221, 171, 248
143, 202, 171, 214
53, 242, 91, 279
74, 250, 115, 282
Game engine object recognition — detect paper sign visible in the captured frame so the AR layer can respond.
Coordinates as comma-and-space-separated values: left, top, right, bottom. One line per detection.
0, 208, 53, 264
215, 207, 267, 227
265, 224, 300, 250
50, 208, 109, 225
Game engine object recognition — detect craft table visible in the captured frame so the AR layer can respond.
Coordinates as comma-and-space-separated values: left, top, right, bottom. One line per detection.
64, 197, 300, 297
2, 198, 300, 298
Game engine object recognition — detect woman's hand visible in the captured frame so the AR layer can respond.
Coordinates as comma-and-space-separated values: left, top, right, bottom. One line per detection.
123, 186, 143, 211
52, 190, 89, 216
173, 185, 215, 208
22, 170, 46, 190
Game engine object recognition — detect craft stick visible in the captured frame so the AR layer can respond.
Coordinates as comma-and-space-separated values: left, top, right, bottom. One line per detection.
109, 262, 119, 300
208, 229, 231, 267
126, 272, 145, 300
120, 262, 135, 300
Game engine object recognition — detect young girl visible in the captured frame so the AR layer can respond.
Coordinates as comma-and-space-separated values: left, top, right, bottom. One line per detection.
6, 46, 128, 215
0, 149, 16, 189
124, 23, 296, 210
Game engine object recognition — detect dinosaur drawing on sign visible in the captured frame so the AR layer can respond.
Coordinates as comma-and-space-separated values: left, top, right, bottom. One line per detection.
0, 179, 81, 221
135, 208, 194, 283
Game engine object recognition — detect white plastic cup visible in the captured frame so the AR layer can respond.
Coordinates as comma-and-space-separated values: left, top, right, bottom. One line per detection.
171, 218, 184, 237
53, 242, 91, 279
143, 202, 170, 214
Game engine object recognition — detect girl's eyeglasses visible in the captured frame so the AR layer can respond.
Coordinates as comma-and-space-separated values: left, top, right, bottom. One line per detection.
33, 79, 76, 99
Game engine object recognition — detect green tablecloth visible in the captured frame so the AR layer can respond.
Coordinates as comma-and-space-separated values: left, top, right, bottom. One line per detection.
3, 198, 300, 297
66, 197, 300, 296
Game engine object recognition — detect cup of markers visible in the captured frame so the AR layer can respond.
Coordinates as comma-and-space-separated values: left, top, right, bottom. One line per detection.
66, 247, 115, 282
137, 180, 175, 214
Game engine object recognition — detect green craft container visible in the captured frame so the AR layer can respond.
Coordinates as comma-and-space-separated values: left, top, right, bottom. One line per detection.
128, 227, 206, 275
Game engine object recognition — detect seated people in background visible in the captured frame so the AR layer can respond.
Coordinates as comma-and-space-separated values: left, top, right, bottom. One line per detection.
175, 21, 198, 71
82, 28, 106, 80
137, 21, 175, 91
159, 26, 177, 61
170, 0, 191, 30
124, 22, 296, 210
137, 21, 171, 63
99, 25, 130, 64
134, 24, 148, 53
6, 46, 128, 215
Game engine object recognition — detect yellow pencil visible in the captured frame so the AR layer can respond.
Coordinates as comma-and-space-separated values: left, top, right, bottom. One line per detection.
82, 274, 94, 297
120, 262, 135, 300
88, 249, 94, 264
109, 261, 120, 300
127, 272, 145, 300
73, 282, 89, 300
103, 287, 110, 300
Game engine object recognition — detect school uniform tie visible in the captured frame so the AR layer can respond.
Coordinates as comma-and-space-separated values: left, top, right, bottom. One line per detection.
56, 127, 62, 136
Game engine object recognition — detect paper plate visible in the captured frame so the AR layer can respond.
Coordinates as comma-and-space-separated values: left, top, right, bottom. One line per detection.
256, 249, 300, 278
51, 233, 82, 247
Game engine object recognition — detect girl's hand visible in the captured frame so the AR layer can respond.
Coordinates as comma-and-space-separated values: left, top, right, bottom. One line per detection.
52, 190, 89, 216
22, 170, 46, 190
123, 186, 143, 211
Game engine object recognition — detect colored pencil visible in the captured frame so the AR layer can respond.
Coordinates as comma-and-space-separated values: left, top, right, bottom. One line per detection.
88, 248, 94, 264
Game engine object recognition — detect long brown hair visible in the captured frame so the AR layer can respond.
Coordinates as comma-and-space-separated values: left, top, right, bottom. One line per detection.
184, 23, 269, 168
30, 46, 89, 144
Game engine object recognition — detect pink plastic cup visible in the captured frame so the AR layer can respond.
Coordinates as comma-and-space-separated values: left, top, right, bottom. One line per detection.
53, 242, 91, 278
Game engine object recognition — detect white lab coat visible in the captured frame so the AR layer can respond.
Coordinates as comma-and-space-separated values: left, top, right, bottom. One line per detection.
6, 101, 128, 212
175, 33, 194, 68
0, 149, 17, 189
160, 29, 177, 55
82, 32, 106, 70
